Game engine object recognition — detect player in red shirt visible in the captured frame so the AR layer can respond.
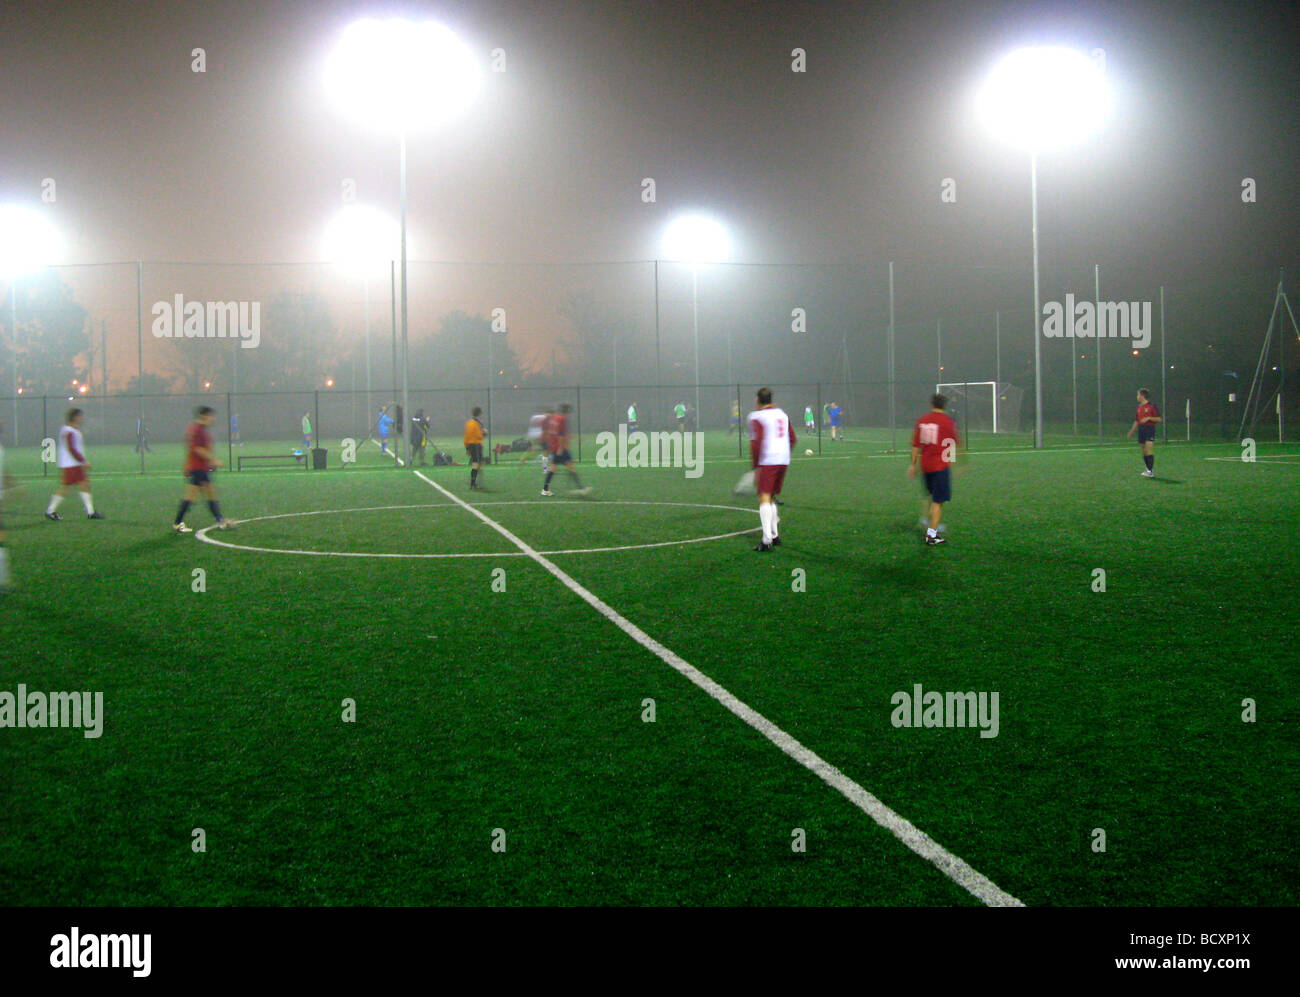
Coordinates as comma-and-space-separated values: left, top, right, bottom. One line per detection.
907, 394, 961, 546
1127, 388, 1162, 477
173, 406, 231, 533
541, 403, 589, 497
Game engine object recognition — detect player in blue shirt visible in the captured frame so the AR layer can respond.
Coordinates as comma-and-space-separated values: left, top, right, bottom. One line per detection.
828, 402, 843, 441
377, 407, 394, 454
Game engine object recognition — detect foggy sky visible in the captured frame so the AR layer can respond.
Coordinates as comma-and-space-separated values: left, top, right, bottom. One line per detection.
2, 0, 1298, 285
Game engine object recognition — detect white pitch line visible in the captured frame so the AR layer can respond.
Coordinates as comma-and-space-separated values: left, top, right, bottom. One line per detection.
369, 437, 405, 466
413, 468, 1024, 907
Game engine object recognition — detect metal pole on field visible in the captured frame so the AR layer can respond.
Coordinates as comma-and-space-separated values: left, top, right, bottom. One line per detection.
41, 397, 47, 477
816, 381, 823, 454
1030, 150, 1043, 449
487, 325, 493, 456
399, 130, 410, 470
1071, 305, 1078, 435
936, 319, 941, 380
390, 259, 398, 466
314, 389, 321, 461
227, 392, 233, 471
654, 259, 661, 431
575, 385, 581, 463
888, 261, 896, 453
1095, 264, 1102, 443
1160, 285, 1167, 443
691, 265, 700, 430
137, 260, 144, 473
9, 275, 17, 447
995, 310, 1001, 390
736, 383, 743, 458
363, 275, 372, 440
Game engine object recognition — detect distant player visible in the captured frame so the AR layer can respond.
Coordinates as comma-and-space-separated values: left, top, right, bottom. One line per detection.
749, 387, 795, 553
627, 401, 638, 433
804, 406, 815, 433
1127, 388, 1162, 477
46, 408, 104, 521
230, 413, 242, 446
301, 412, 313, 450
377, 406, 393, 454
411, 409, 430, 466
173, 406, 230, 533
464, 406, 486, 490
135, 415, 152, 454
907, 394, 960, 546
728, 398, 740, 435
528, 407, 551, 470
675, 401, 687, 431
828, 401, 843, 441
542, 403, 589, 496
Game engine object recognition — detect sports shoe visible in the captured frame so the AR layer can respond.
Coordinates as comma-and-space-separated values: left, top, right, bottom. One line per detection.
925, 534, 947, 546
217, 519, 233, 530
754, 541, 773, 553
573, 487, 592, 496
45, 511, 61, 521
771, 536, 782, 546
540, 489, 554, 497
1140, 469, 1154, 477
173, 522, 193, 533
87, 511, 105, 520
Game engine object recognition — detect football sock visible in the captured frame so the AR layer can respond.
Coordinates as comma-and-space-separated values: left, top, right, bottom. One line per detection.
0, 543, 9, 586
771, 502, 780, 537
1144, 455, 1154, 471
758, 501, 774, 543
80, 492, 94, 515
571, 473, 582, 488
544, 471, 554, 489
175, 500, 191, 525
927, 527, 937, 538
208, 501, 222, 521
470, 468, 478, 486
47, 494, 64, 514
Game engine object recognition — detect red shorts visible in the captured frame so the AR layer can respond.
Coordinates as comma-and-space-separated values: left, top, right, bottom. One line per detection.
755, 464, 787, 496
61, 466, 87, 486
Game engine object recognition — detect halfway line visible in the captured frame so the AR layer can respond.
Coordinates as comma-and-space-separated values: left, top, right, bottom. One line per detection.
413, 469, 1024, 907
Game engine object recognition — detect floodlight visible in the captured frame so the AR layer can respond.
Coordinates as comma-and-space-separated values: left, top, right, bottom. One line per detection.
661, 214, 731, 265
322, 205, 401, 278
978, 46, 1110, 153
0, 204, 61, 278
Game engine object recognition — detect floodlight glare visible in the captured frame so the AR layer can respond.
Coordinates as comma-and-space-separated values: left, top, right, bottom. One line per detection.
661, 214, 732, 265
0, 204, 61, 278
978, 46, 1110, 152
324, 18, 481, 133
322, 205, 402, 278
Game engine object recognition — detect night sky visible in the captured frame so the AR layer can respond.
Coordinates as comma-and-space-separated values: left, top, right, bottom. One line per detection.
2, 0, 1297, 273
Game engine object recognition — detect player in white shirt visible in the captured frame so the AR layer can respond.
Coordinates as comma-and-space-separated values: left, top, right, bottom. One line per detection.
747, 387, 796, 553
46, 408, 104, 521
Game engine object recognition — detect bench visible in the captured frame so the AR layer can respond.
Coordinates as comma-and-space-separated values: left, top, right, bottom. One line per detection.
237, 452, 309, 471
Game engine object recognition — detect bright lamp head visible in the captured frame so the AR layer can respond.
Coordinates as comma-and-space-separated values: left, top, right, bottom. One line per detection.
324, 18, 481, 133
978, 46, 1110, 153
661, 214, 732, 265
322, 205, 402, 278
0, 204, 61, 278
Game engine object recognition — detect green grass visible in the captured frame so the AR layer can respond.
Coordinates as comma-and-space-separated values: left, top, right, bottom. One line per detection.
1, 434, 1296, 905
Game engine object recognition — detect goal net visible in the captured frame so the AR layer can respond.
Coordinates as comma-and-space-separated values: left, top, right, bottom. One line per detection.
935, 382, 1023, 434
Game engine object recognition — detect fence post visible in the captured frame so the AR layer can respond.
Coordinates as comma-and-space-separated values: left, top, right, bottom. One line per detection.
576, 385, 581, 463
42, 396, 48, 477
227, 393, 233, 472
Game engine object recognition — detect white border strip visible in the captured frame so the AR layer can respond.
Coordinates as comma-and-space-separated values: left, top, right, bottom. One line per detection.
413, 469, 1024, 907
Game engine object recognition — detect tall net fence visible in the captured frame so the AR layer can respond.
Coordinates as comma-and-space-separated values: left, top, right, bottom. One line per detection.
2, 260, 1293, 474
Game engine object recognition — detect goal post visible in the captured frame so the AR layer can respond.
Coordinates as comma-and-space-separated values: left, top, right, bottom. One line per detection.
935, 381, 1023, 434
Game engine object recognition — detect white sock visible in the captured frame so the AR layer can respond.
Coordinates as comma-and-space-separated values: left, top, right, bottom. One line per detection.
771, 502, 780, 538
759, 502, 774, 543
48, 494, 63, 513
81, 492, 94, 514
927, 527, 937, 538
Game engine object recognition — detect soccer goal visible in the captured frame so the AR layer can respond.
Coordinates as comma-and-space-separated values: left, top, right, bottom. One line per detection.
935, 382, 1024, 434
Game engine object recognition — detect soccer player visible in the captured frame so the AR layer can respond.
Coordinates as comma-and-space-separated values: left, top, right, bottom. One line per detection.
804, 405, 815, 433
301, 412, 313, 450
907, 394, 960, 546
748, 387, 795, 553
627, 401, 638, 433
542, 403, 589, 496
464, 406, 486, 489
411, 409, 430, 466
1127, 388, 1162, 477
528, 407, 551, 470
135, 415, 152, 454
377, 406, 393, 454
230, 413, 242, 446
173, 406, 230, 533
728, 398, 740, 435
675, 401, 687, 431
46, 409, 104, 521
828, 401, 843, 441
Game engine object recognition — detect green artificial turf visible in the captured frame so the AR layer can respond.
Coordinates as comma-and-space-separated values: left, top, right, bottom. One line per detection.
1, 431, 1295, 905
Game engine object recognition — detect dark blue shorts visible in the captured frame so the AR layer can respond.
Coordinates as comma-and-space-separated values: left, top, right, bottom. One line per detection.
187, 469, 212, 487
923, 467, 951, 503
551, 449, 573, 466
1137, 425, 1156, 443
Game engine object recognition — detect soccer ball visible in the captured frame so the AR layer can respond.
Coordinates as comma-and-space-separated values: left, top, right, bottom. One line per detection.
804, 449, 814, 456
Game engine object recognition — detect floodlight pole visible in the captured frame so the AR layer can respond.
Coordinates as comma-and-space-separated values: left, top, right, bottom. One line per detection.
1030, 150, 1044, 449
888, 261, 896, 452
363, 276, 372, 439
399, 130, 410, 467
691, 264, 700, 430
1095, 264, 1102, 442
9, 277, 16, 445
